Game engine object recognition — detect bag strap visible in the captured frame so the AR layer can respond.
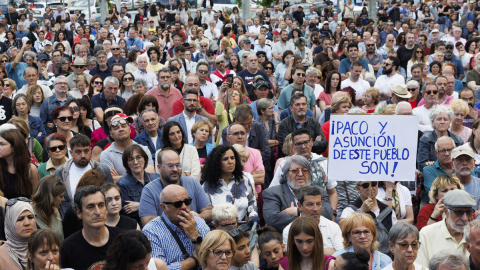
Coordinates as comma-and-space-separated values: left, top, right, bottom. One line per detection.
28, 137, 33, 154
161, 216, 190, 260
376, 206, 393, 222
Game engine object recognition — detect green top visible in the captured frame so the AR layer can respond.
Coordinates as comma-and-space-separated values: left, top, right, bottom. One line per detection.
215, 100, 236, 146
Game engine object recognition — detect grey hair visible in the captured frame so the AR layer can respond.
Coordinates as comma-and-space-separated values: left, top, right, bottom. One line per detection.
95, 50, 107, 58
226, 123, 245, 136
395, 101, 412, 115
406, 80, 420, 89
280, 155, 312, 185
364, 73, 376, 87
196, 60, 209, 71
388, 222, 419, 244
136, 55, 148, 64
305, 67, 319, 77
256, 98, 274, 116
434, 136, 455, 151
185, 74, 200, 83
75, 44, 87, 55
133, 78, 148, 90
429, 250, 468, 270
347, 108, 366, 114
212, 203, 239, 225
6, 46, 15, 58
465, 220, 480, 244
429, 105, 453, 124
23, 51, 37, 59
86, 56, 97, 66
103, 76, 119, 87
55, 75, 67, 83
139, 108, 158, 118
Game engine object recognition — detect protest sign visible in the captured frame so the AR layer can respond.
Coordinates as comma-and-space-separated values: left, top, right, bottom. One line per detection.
327, 115, 418, 182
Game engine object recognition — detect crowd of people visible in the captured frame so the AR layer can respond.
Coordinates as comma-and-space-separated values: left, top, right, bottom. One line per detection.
0, 0, 479, 269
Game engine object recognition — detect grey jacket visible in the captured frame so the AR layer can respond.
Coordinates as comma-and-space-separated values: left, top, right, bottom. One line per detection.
54, 159, 113, 217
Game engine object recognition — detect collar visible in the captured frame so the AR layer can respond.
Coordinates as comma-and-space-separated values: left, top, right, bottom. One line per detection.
183, 111, 196, 120
161, 212, 182, 232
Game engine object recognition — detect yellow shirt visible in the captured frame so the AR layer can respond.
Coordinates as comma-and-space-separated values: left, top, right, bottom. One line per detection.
147, 62, 165, 75
215, 100, 236, 145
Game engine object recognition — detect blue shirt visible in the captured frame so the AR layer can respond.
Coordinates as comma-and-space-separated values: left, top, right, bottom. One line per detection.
29, 115, 46, 145
133, 129, 164, 162
6, 62, 28, 90
277, 84, 316, 110
14, 30, 28, 41
143, 213, 210, 270
333, 246, 391, 270
117, 172, 159, 220
89, 65, 112, 80
250, 100, 279, 120
422, 159, 453, 204
139, 176, 212, 218
91, 92, 126, 114
126, 37, 144, 50
338, 57, 369, 74
463, 175, 480, 210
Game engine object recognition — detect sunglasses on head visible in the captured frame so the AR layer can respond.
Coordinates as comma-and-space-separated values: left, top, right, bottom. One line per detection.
57, 116, 73, 122
49, 145, 66, 152
163, 197, 193, 208
358, 182, 378, 189
6, 197, 30, 213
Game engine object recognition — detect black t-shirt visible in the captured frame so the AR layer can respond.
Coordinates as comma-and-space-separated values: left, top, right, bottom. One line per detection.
438, 4, 451, 16
165, 4, 177, 23
197, 145, 208, 160
0, 96, 12, 126
397, 46, 415, 71
115, 215, 138, 230
61, 226, 124, 270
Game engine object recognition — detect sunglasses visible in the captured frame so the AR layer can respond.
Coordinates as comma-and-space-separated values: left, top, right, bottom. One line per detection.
111, 48, 120, 50
198, 70, 208, 74
396, 242, 421, 251
215, 60, 224, 65
57, 116, 73, 122
94, 81, 103, 85
4, 83, 10, 86
111, 119, 128, 127
426, 90, 438, 95
70, 106, 80, 111
1, 60, 8, 63
446, 46, 454, 49
358, 182, 378, 189
6, 197, 30, 213
296, 73, 306, 77
163, 197, 193, 208
265, 66, 273, 70
407, 88, 417, 92
123, 77, 133, 81
416, 51, 423, 53
49, 145, 66, 152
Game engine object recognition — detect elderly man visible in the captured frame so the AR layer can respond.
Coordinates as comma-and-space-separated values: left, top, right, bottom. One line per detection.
263, 155, 313, 232
6, 40, 30, 89
278, 92, 327, 156
133, 55, 157, 90
66, 58, 92, 91
465, 220, 480, 269
40, 76, 74, 135
413, 82, 439, 133
91, 76, 126, 124
17, 67, 53, 97
89, 50, 112, 79
168, 90, 209, 144
210, 57, 236, 86
378, 34, 398, 60
416, 189, 476, 267
53, 6, 65, 20
451, 145, 480, 211
134, 108, 165, 162
237, 54, 272, 93
142, 185, 210, 269
428, 250, 468, 270
272, 128, 336, 219
145, 67, 182, 122
282, 186, 343, 255
139, 148, 212, 226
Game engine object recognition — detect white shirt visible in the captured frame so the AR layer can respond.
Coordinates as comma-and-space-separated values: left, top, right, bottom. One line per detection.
68, 163, 92, 200
341, 78, 371, 98
202, 12, 214, 25
374, 73, 406, 94
382, 263, 424, 270
248, 25, 261, 43
412, 105, 436, 133
376, 183, 413, 219
17, 84, 53, 98
150, 135, 158, 149
210, 70, 236, 86
133, 69, 158, 90
283, 216, 344, 251
200, 80, 219, 100
183, 111, 196, 143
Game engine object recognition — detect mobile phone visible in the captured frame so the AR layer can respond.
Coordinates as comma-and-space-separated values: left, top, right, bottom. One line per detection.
226, 74, 233, 86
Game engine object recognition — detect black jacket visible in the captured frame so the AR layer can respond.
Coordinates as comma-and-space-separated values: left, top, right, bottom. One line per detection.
278, 116, 327, 156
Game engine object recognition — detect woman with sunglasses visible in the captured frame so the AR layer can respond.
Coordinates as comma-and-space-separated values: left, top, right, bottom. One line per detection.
281, 216, 334, 270
66, 99, 92, 138
31, 175, 66, 242
0, 197, 37, 269
384, 222, 422, 270
87, 75, 104, 101
37, 133, 68, 179
202, 145, 258, 224
3, 78, 16, 99
100, 183, 139, 230
51, 105, 75, 149
118, 72, 135, 100
12, 93, 45, 146
406, 46, 427, 80
199, 230, 236, 270
339, 181, 397, 256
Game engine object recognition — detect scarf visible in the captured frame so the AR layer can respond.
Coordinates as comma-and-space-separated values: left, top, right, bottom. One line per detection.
392, 188, 401, 218
5, 201, 35, 270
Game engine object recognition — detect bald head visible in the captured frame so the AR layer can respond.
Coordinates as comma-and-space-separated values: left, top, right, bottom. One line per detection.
160, 185, 188, 203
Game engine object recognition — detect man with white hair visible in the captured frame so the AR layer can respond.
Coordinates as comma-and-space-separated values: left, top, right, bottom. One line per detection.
66, 14, 80, 30
254, 35, 271, 60
205, 20, 220, 51
451, 145, 480, 210
89, 50, 112, 79
91, 76, 126, 124
395, 101, 413, 115
53, 6, 65, 20
40, 76, 74, 134
465, 220, 480, 269
133, 55, 157, 90
428, 250, 468, 270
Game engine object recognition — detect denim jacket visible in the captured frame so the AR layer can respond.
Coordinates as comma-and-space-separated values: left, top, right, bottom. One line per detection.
117, 172, 159, 220
29, 115, 46, 145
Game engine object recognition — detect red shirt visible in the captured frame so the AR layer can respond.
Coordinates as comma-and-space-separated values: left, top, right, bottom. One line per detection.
171, 96, 215, 117
417, 203, 442, 231
321, 121, 330, 157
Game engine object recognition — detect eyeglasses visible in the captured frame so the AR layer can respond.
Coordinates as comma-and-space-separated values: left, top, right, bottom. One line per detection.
187, 83, 199, 87
201, 45, 208, 48
358, 182, 378, 189
426, 90, 438, 95
70, 106, 80, 111
384, 63, 392, 67
1, 60, 8, 63
407, 88, 417, 92
396, 241, 421, 250
111, 47, 120, 50
243, 55, 248, 58
111, 119, 128, 128
4, 84, 10, 87
351, 230, 372, 237
416, 51, 423, 53
160, 76, 171, 80
49, 145, 66, 152
215, 60, 225, 65
210, 249, 235, 258
258, 54, 266, 58
218, 221, 237, 228
288, 168, 309, 175
447, 208, 474, 218
293, 140, 310, 147
445, 46, 454, 49
296, 73, 306, 77
162, 163, 182, 169
366, 44, 375, 47
197, 70, 208, 74
437, 148, 453, 154
57, 116, 73, 122
128, 156, 144, 163
265, 66, 273, 70
93, 81, 103, 85
163, 197, 192, 208
123, 77, 133, 81
56, 82, 68, 86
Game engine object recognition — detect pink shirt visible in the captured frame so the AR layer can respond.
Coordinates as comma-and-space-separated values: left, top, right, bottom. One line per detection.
145, 86, 182, 122
417, 94, 453, 107
244, 146, 265, 193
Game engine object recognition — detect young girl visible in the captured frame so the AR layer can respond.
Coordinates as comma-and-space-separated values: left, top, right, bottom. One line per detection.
229, 227, 258, 270
258, 226, 285, 270
101, 183, 139, 230
280, 217, 335, 270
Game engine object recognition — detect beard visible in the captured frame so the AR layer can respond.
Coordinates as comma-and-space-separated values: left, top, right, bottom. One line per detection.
161, 169, 181, 184
287, 178, 311, 191
367, 49, 375, 54
160, 83, 170, 90
447, 215, 467, 233
384, 67, 393, 75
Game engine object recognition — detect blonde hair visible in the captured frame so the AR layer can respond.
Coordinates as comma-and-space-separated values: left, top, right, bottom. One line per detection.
199, 230, 236, 268
231, 144, 249, 160
382, 104, 397, 115
26, 84, 44, 105
3, 78, 16, 91
428, 174, 463, 204
341, 213, 379, 252
364, 88, 380, 105
191, 120, 213, 140
8, 117, 30, 139
331, 96, 352, 113
449, 99, 469, 117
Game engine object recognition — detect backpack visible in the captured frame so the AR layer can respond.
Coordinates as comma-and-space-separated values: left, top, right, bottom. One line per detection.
347, 204, 392, 255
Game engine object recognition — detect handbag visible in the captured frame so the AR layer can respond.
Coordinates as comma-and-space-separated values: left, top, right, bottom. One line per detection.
437, 16, 446, 24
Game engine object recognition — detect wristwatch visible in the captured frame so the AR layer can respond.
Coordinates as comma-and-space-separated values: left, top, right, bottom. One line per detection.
192, 235, 203, 245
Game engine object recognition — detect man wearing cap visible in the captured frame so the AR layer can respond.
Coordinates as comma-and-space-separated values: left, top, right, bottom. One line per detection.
416, 189, 475, 268
379, 21, 398, 46
374, 84, 412, 114
374, 56, 405, 100
67, 58, 92, 90
429, 29, 442, 44
340, 61, 371, 100
23, 13, 34, 29
443, 40, 465, 80
319, 22, 332, 39
91, 76, 126, 124
250, 80, 280, 120
238, 38, 256, 60
451, 145, 480, 210
292, 6, 305, 25
101, 113, 154, 182
36, 54, 55, 88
